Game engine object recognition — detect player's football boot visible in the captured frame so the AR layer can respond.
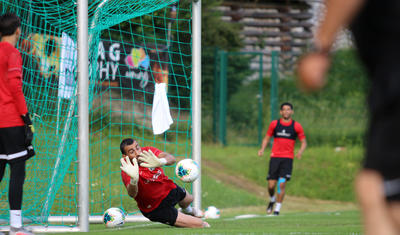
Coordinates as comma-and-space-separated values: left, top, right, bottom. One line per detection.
266, 201, 275, 214
192, 207, 204, 218
179, 207, 203, 218
9, 226, 34, 235
273, 211, 280, 216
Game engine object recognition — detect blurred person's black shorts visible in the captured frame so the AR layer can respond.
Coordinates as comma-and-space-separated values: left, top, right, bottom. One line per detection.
141, 184, 187, 226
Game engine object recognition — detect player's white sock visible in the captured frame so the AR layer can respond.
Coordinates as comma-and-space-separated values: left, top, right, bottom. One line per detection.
10, 210, 22, 228
182, 205, 193, 214
274, 203, 282, 212
270, 195, 276, 203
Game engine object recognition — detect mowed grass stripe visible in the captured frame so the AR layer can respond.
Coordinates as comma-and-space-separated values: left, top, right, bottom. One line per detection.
49, 210, 361, 235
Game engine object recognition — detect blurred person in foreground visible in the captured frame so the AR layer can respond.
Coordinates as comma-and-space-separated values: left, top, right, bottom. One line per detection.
297, 0, 400, 234
119, 138, 209, 228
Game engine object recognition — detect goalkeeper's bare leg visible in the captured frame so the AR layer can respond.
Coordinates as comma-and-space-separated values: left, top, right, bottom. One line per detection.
174, 212, 209, 228
178, 192, 203, 218
175, 191, 209, 228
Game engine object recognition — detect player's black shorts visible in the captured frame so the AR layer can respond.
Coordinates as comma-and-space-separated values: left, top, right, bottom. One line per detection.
141, 184, 187, 226
0, 126, 34, 163
267, 157, 293, 181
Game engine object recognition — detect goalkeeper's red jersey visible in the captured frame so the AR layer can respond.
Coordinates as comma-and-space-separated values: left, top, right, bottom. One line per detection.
266, 119, 306, 159
0, 41, 28, 128
121, 146, 176, 213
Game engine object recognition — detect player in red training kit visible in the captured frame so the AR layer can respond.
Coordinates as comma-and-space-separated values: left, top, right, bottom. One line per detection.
120, 138, 209, 228
258, 102, 307, 215
0, 13, 35, 235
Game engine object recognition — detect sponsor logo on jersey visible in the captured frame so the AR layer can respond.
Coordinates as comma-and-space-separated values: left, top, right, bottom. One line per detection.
276, 129, 291, 137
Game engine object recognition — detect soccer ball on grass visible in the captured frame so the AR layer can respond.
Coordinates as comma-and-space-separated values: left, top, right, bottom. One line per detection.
175, 159, 200, 183
204, 206, 220, 219
103, 207, 125, 228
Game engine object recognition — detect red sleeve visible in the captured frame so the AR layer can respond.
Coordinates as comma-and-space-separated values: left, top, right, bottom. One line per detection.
266, 120, 278, 137
295, 122, 306, 140
145, 146, 162, 157
7, 51, 28, 115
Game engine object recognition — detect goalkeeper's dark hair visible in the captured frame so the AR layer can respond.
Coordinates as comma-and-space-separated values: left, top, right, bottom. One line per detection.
280, 102, 293, 110
0, 13, 21, 37
120, 138, 136, 154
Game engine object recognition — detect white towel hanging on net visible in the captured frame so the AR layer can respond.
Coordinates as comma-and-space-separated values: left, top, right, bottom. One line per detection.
152, 83, 173, 135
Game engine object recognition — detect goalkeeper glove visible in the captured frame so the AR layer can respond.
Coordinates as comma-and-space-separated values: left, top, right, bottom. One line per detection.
120, 156, 139, 185
138, 150, 167, 168
21, 113, 34, 146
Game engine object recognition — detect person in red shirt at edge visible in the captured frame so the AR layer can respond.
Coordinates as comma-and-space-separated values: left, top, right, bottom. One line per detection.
119, 138, 210, 228
0, 13, 35, 235
258, 102, 307, 215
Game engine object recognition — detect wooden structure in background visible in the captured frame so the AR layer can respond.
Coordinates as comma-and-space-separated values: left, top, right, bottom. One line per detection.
218, 0, 314, 75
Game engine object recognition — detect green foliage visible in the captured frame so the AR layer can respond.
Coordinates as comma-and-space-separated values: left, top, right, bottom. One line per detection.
202, 0, 242, 49
275, 49, 368, 146
208, 49, 369, 146
226, 73, 261, 134
201, 0, 246, 110
202, 51, 254, 108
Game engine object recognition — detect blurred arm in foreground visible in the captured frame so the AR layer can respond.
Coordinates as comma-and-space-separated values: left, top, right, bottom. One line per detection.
297, 0, 364, 92
297, 1, 400, 235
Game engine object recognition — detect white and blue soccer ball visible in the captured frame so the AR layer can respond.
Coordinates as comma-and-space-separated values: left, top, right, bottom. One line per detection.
175, 159, 200, 183
103, 207, 125, 228
204, 206, 220, 219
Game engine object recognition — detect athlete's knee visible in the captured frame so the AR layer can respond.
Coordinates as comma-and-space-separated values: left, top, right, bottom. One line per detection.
277, 177, 286, 194
268, 180, 276, 190
185, 192, 194, 202
179, 193, 194, 208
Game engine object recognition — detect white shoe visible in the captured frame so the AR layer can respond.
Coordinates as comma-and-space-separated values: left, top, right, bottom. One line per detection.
179, 207, 203, 218
192, 207, 203, 218
9, 226, 34, 235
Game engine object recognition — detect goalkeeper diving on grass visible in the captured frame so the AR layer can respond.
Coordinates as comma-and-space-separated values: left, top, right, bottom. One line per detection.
119, 138, 209, 228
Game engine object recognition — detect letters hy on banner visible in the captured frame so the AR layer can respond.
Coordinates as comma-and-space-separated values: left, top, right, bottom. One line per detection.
97, 41, 169, 92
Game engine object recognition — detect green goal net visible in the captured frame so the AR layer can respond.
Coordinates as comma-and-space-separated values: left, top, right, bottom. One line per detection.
0, 0, 192, 228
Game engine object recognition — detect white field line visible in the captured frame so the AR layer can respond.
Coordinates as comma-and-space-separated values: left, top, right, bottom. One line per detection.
90, 222, 159, 232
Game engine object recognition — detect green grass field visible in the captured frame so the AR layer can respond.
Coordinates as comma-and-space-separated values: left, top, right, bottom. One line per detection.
38, 143, 362, 235
49, 210, 361, 235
